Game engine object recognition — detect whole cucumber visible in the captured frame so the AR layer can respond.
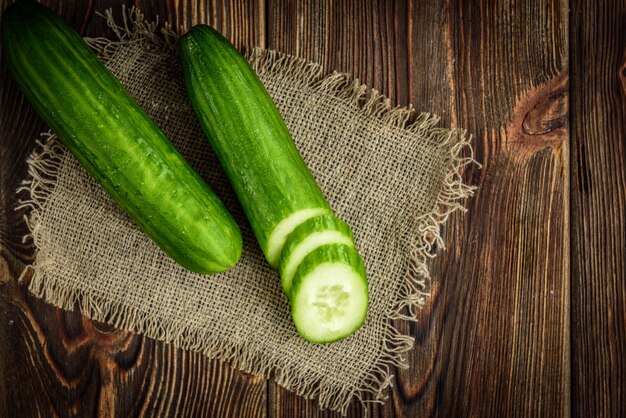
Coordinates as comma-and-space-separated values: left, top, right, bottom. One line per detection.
2, 0, 242, 274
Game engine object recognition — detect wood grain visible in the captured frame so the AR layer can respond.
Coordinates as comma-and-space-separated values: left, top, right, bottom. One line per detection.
1, 0, 625, 417
570, 0, 626, 416
266, 1, 570, 416
0, 1, 267, 417
416, 1, 570, 415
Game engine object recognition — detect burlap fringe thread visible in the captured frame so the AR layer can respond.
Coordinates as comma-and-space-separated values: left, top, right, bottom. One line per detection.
16, 7, 479, 415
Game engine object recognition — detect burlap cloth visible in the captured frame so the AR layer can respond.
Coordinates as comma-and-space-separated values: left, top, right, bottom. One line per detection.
17, 9, 476, 414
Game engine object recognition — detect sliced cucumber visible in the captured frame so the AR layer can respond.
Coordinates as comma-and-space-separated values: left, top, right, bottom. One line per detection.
266, 207, 331, 268
290, 244, 368, 343
279, 214, 354, 293
179, 25, 370, 342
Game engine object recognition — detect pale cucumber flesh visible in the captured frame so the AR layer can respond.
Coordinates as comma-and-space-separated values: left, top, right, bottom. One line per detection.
280, 231, 354, 294
279, 214, 355, 293
290, 244, 368, 343
266, 207, 330, 268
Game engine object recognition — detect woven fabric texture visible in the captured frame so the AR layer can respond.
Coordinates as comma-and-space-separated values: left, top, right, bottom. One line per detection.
18, 11, 475, 414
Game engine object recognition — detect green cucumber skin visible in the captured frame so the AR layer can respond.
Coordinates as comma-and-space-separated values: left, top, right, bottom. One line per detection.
290, 244, 369, 343
290, 244, 367, 300
179, 25, 331, 262
279, 214, 355, 292
281, 215, 354, 263
2, 1, 242, 274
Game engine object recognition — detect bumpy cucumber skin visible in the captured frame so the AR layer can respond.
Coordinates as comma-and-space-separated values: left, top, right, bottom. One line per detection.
279, 214, 355, 293
2, 0, 242, 274
179, 25, 331, 264
290, 244, 369, 343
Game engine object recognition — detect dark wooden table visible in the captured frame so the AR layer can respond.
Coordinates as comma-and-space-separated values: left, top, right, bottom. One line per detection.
1, 0, 624, 416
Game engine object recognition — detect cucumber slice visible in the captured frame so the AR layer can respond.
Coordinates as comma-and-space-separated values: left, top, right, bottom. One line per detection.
290, 244, 368, 343
279, 214, 354, 293
266, 207, 331, 268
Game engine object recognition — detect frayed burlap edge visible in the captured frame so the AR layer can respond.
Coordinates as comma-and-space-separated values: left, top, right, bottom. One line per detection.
16, 7, 479, 415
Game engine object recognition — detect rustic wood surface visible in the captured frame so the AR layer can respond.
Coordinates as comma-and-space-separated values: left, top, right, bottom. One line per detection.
0, 0, 624, 417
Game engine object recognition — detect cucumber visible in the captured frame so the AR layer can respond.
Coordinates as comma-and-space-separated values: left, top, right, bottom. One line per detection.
179, 25, 331, 268
279, 214, 354, 294
266, 207, 331, 267
180, 24, 369, 342
290, 244, 369, 344
2, 0, 242, 274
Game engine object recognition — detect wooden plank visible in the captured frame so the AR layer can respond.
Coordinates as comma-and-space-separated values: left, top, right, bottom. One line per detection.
411, 0, 570, 416
0, 1, 266, 416
8, 0, 618, 417
0, 286, 266, 417
388, 1, 462, 415
266, 0, 570, 416
138, 0, 265, 47
266, 0, 413, 107
265, 1, 414, 415
570, 0, 626, 416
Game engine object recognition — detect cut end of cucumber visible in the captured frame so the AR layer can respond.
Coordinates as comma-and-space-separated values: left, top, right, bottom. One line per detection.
280, 230, 354, 294
291, 262, 368, 344
266, 207, 330, 268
